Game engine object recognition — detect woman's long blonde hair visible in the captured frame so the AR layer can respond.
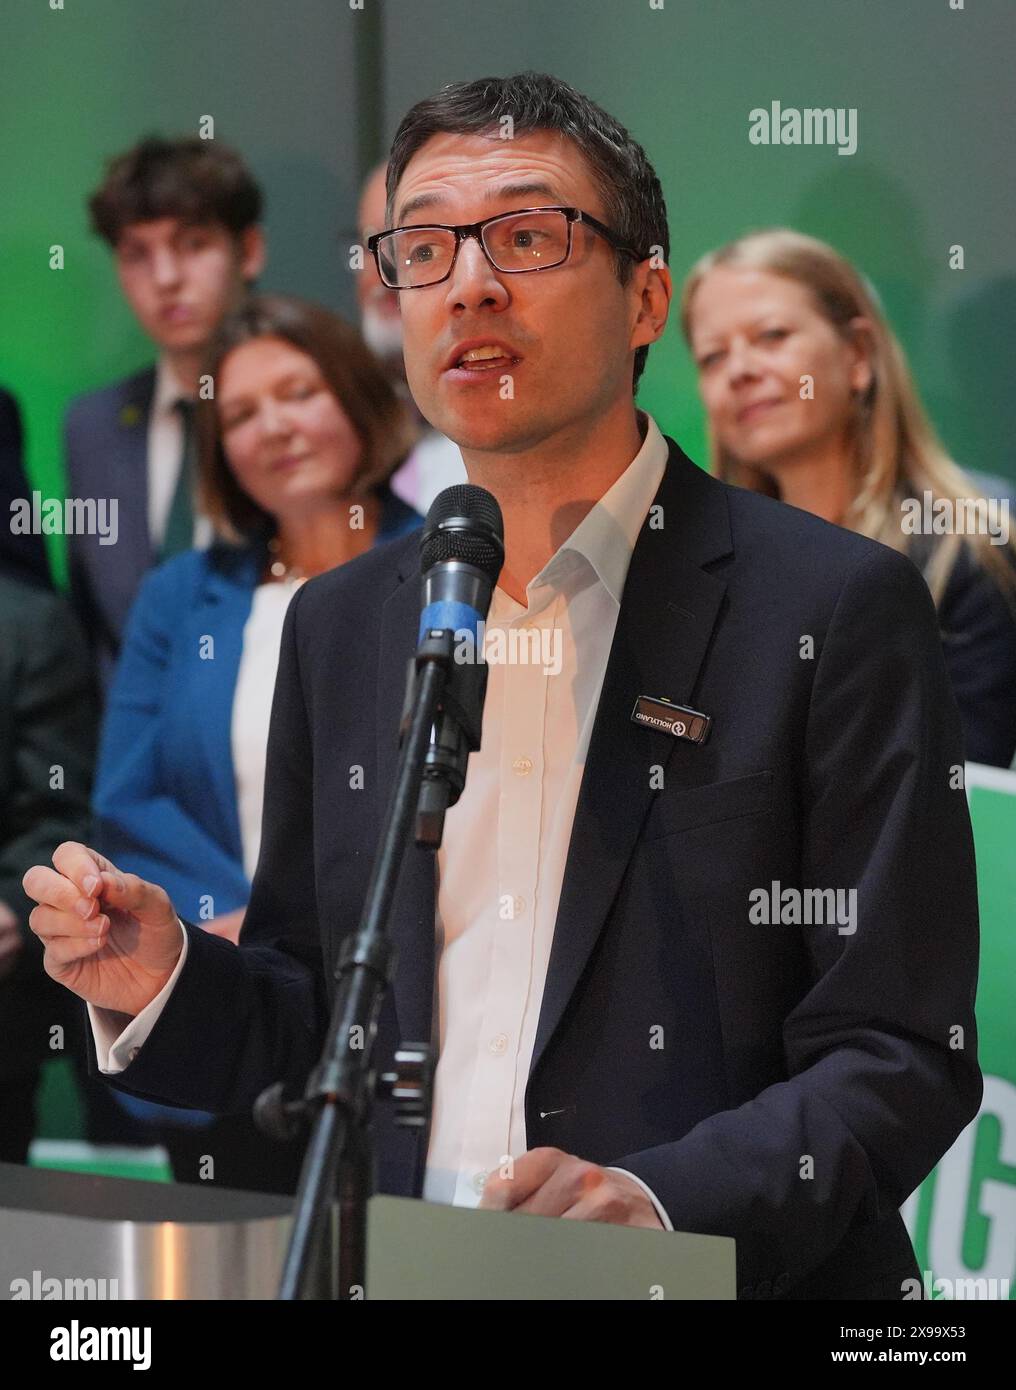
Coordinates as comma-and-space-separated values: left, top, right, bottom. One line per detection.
680, 228, 1016, 608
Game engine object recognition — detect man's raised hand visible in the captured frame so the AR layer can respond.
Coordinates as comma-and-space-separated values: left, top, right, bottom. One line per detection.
23, 842, 183, 1018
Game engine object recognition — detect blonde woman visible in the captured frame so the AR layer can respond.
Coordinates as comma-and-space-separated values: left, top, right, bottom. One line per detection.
682, 229, 1016, 767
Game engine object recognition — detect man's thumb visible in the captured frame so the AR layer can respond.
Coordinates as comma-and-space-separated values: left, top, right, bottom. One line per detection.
97, 868, 147, 914
96, 868, 175, 930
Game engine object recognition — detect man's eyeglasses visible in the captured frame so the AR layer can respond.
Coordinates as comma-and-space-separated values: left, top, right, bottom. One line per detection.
367, 206, 643, 290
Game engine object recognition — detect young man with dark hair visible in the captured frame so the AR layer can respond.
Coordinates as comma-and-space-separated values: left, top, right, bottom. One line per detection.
65, 136, 266, 690
30, 74, 980, 1300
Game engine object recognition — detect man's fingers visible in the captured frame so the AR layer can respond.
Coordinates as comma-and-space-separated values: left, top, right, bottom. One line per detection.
481, 1151, 664, 1228
24, 862, 139, 924
95, 868, 154, 918
479, 1147, 568, 1211
24, 843, 106, 927
23, 864, 100, 917
51, 842, 114, 895
510, 1158, 604, 1218
29, 903, 108, 944
559, 1181, 664, 1229
44, 928, 111, 970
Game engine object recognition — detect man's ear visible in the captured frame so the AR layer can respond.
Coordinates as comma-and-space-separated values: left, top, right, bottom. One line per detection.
631, 260, 672, 353
239, 225, 267, 282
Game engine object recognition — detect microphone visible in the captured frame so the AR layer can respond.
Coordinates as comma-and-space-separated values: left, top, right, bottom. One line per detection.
410, 485, 504, 846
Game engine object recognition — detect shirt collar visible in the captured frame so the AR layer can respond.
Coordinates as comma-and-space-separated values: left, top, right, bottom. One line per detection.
525, 409, 670, 608
153, 356, 192, 417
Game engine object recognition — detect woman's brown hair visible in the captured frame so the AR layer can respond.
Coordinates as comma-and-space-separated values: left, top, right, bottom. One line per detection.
195, 293, 418, 543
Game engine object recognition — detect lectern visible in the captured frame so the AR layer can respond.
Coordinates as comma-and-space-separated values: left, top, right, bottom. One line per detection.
0, 1163, 735, 1299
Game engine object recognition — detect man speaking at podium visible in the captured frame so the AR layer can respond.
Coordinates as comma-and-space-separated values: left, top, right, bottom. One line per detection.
24, 73, 980, 1300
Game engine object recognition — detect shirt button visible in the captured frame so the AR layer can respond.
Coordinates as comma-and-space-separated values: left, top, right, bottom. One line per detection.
488, 1033, 509, 1055
128, 1047, 140, 1062
472, 1170, 488, 1194
512, 757, 533, 776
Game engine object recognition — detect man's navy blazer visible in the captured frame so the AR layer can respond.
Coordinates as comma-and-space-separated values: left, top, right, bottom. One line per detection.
1, 387, 50, 587
65, 367, 158, 690
92, 436, 982, 1300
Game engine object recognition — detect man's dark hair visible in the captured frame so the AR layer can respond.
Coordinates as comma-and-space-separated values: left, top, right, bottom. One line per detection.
385, 72, 669, 395
88, 136, 263, 247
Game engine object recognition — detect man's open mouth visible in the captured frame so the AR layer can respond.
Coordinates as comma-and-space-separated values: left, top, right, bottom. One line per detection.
446, 343, 522, 372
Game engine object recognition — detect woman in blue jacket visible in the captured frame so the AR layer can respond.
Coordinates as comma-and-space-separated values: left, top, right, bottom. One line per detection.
93, 295, 423, 1190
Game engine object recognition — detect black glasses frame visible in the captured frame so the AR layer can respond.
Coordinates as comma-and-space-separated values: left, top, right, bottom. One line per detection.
366, 206, 644, 288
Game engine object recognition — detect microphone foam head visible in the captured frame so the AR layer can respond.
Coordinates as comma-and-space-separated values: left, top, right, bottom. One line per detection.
421, 484, 504, 580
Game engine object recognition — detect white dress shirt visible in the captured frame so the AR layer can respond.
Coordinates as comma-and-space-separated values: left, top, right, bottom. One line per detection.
89, 409, 674, 1227
146, 356, 213, 552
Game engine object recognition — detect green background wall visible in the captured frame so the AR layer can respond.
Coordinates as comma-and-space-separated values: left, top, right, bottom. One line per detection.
5, 0, 1012, 1297
2, 0, 1012, 588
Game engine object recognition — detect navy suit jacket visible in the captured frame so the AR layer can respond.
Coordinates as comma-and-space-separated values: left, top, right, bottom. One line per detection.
92, 437, 982, 1300
907, 475, 1016, 770
1, 387, 50, 587
65, 367, 159, 691
0, 576, 95, 1074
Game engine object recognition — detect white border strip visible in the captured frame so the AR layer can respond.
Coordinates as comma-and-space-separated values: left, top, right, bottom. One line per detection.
964, 760, 1016, 797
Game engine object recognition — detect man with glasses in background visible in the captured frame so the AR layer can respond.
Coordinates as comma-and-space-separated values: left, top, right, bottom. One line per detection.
357, 161, 466, 513
27, 72, 980, 1301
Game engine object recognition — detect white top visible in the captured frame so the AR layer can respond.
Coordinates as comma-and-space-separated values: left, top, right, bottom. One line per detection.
390, 429, 466, 514
146, 356, 213, 551
89, 410, 674, 1226
231, 577, 304, 880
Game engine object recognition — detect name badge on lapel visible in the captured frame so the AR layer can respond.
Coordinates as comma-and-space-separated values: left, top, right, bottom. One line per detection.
631, 695, 712, 745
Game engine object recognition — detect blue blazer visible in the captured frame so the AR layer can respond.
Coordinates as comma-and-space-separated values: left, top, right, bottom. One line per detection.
90, 487, 420, 1133
93, 487, 421, 925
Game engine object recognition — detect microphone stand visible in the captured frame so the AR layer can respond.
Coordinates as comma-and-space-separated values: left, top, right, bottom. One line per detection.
261, 629, 457, 1300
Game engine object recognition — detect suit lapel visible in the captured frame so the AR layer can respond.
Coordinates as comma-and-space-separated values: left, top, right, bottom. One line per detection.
530, 441, 733, 1074
114, 368, 157, 579
376, 560, 436, 1047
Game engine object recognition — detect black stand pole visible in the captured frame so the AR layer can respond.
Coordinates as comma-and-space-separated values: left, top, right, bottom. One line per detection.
264, 635, 452, 1300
